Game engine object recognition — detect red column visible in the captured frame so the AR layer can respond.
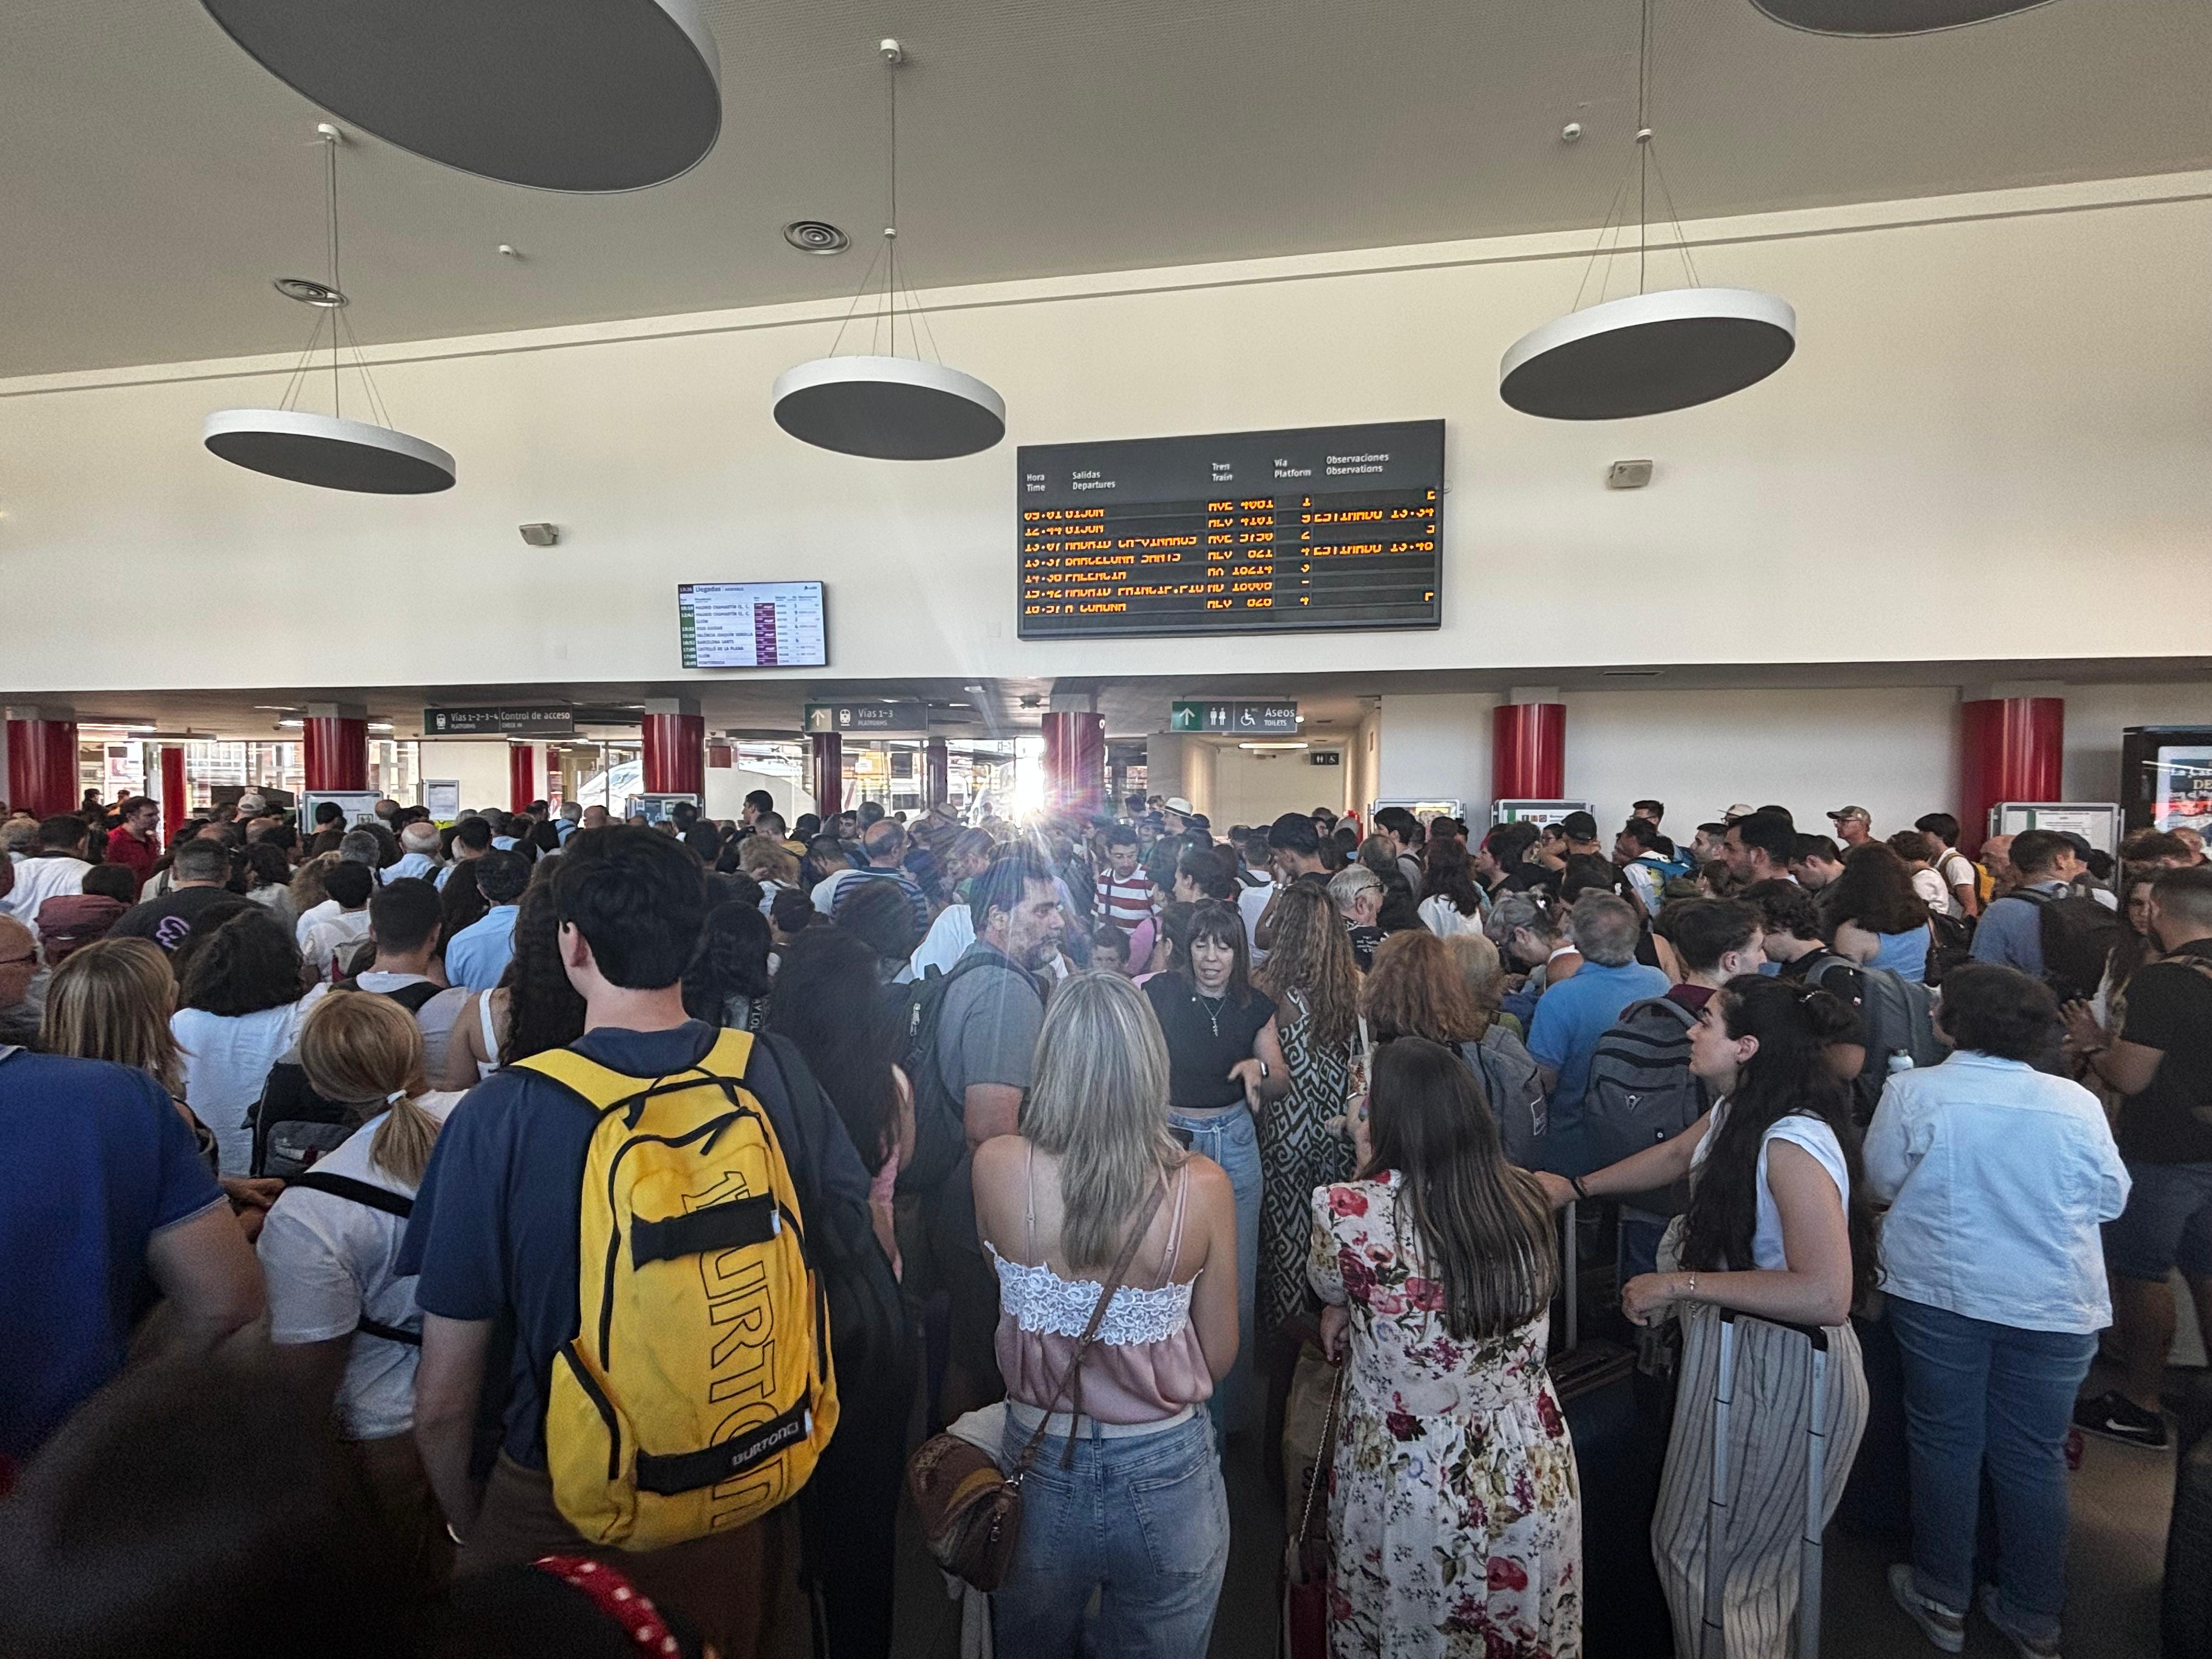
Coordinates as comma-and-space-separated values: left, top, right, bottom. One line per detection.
302, 712, 369, 792
1492, 703, 1566, 802
159, 745, 188, 843
642, 710, 706, 797
925, 737, 950, 808
508, 744, 537, 814
1959, 696, 2064, 854
544, 745, 563, 806
4, 715, 80, 820
810, 733, 844, 817
1042, 712, 1105, 816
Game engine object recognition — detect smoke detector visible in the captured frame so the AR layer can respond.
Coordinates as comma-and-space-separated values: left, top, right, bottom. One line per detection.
518, 522, 560, 546
1605, 459, 1654, 490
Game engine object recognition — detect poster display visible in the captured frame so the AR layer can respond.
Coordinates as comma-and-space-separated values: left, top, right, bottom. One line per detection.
1988, 802, 2123, 857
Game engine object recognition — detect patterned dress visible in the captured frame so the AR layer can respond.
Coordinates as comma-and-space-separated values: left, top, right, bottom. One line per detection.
1259, 987, 1357, 1336
1308, 1173, 1582, 1658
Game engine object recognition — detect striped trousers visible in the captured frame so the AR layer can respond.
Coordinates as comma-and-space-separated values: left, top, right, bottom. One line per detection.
1652, 1304, 1868, 1658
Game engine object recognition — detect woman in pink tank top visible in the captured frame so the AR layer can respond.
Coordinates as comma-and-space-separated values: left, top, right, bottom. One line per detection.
973, 971, 1241, 1657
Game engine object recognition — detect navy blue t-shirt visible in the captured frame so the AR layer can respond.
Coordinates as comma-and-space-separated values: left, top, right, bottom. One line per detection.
1, 1051, 226, 1460
399, 1021, 725, 1468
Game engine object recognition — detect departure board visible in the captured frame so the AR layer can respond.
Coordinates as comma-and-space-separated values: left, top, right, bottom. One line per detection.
1017, 420, 1442, 639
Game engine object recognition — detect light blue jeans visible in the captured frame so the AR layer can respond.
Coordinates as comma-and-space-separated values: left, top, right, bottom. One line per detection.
1168, 1105, 1259, 1441
1886, 1295, 2099, 1645
991, 1409, 1229, 1657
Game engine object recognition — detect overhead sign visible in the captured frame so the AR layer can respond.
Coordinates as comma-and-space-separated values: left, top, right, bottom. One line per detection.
424, 706, 575, 737
1169, 699, 1299, 736
804, 702, 916, 734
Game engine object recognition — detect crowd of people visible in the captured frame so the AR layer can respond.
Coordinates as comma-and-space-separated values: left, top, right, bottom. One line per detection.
1, 780, 2207, 1659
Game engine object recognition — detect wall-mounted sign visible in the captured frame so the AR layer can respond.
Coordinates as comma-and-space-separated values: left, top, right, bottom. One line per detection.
424, 706, 575, 737
804, 702, 917, 734
422, 779, 462, 820
1309, 751, 1342, 767
1169, 699, 1299, 736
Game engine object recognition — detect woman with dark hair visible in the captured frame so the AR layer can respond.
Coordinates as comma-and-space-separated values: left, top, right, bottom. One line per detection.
1144, 898, 1286, 1441
437, 858, 490, 947
1866, 965, 2128, 1658
172, 909, 322, 1175
437, 884, 585, 1089
1829, 841, 1932, 983
681, 900, 775, 1031
1539, 974, 1874, 1658
1251, 882, 1360, 1342
1417, 834, 1486, 940
1309, 1036, 1578, 1656
241, 842, 296, 920
1173, 842, 1238, 904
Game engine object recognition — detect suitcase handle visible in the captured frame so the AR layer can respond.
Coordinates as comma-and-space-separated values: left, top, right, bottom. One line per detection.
1717, 1306, 1829, 1352
1703, 1311, 1831, 1659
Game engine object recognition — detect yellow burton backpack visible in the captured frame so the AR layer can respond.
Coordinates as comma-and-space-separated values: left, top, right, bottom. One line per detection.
517, 1027, 838, 1551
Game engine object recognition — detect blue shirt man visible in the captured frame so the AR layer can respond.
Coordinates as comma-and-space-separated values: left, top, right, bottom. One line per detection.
1526, 894, 1670, 1176
445, 902, 520, 991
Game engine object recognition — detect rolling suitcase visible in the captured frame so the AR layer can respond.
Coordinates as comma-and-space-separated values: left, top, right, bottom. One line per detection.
1701, 1311, 1831, 1659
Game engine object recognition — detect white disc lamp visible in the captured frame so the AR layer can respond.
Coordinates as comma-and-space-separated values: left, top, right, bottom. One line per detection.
1500, 287, 1796, 421
1750, 0, 2057, 35
772, 356, 1006, 461
205, 127, 456, 494
1499, 1, 1797, 421
773, 41, 1005, 461
199, 0, 720, 192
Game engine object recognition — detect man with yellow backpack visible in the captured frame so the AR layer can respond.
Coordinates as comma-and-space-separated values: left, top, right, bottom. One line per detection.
402, 827, 891, 1657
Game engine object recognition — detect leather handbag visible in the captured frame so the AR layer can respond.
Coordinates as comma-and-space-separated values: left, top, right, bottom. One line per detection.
1280, 1357, 1345, 1658
905, 1178, 1167, 1592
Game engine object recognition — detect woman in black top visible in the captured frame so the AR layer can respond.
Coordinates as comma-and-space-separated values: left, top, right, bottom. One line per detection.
1142, 899, 1287, 1441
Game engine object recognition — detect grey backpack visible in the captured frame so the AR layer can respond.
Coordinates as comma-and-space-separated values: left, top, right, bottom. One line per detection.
1582, 997, 1709, 1216
1803, 953, 1944, 1118
1459, 1025, 1546, 1168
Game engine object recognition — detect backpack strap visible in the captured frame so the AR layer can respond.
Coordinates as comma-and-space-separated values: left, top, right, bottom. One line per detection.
288, 1169, 414, 1219
514, 1028, 758, 1118
1623, 996, 1701, 1031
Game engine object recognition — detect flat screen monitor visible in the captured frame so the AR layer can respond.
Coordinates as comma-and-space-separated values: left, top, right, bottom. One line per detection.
677, 581, 827, 668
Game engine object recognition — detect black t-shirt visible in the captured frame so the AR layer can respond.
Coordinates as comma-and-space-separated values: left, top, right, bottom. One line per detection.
1345, 923, 1384, 973
2117, 940, 2212, 1165
1502, 864, 1562, 900
1144, 973, 1277, 1110
108, 884, 240, 953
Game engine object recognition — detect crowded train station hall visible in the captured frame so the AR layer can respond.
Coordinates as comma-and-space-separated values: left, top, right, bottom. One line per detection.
5, 3, 2212, 1656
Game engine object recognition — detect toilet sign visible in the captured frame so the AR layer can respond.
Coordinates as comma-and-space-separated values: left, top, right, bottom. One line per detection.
1169, 699, 1297, 735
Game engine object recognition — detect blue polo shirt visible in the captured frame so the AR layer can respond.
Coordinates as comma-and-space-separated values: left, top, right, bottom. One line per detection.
445, 904, 521, 992
1526, 960, 1672, 1176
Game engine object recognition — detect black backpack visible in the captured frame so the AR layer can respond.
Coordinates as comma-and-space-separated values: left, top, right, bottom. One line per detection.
1582, 998, 1708, 1216
249, 1063, 363, 1180
2012, 888, 2130, 1002
1923, 910, 1975, 987
284, 1170, 425, 1347
894, 951, 1042, 1195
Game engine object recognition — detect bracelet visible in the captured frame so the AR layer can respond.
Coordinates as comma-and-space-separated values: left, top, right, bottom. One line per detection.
1568, 1175, 1589, 1201
1681, 1272, 1699, 1301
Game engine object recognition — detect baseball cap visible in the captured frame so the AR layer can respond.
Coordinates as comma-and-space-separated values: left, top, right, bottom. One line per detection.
1826, 805, 1871, 825
1164, 797, 1195, 817
1722, 803, 1756, 822
1559, 811, 1598, 840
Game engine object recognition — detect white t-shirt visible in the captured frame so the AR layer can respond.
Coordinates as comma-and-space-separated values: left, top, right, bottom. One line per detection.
301, 910, 373, 979
1237, 876, 1274, 965
1, 854, 89, 935
1909, 866, 1953, 918
1691, 1102, 1850, 1272
1418, 894, 1486, 940
809, 869, 860, 914
294, 897, 341, 946
258, 1092, 463, 1440
1934, 847, 1977, 904
172, 987, 328, 1176
910, 902, 976, 978
351, 972, 470, 1077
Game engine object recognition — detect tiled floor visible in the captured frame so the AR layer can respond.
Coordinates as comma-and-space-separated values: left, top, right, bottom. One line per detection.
891, 1373, 2181, 1657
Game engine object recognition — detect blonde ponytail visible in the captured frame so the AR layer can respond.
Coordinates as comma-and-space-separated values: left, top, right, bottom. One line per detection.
299, 991, 444, 1186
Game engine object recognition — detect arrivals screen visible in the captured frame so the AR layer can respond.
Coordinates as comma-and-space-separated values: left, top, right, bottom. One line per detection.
1017, 420, 1443, 639
677, 581, 827, 668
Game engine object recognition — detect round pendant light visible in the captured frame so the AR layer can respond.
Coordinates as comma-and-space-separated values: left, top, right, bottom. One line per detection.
203, 408, 456, 493
1500, 287, 1796, 420
1750, 0, 2057, 35
772, 356, 1006, 461
199, 0, 720, 192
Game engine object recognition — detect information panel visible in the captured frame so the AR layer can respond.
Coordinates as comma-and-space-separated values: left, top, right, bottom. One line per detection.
677, 581, 828, 669
1018, 420, 1442, 639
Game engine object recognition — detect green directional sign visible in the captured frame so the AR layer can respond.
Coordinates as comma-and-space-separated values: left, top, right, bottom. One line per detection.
1170, 701, 1206, 733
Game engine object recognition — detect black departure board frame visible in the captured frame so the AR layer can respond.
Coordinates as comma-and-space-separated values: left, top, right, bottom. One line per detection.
1017, 420, 1444, 639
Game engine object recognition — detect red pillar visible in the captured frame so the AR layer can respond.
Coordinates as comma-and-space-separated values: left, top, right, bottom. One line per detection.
1959, 696, 2064, 854
925, 737, 950, 808
1492, 703, 1566, 802
302, 707, 369, 792
810, 733, 844, 817
508, 744, 537, 814
544, 745, 563, 807
159, 745, 188, 843
4, 714, 80, 820
642, 703, 706, 797
1041, 712, 1105, 817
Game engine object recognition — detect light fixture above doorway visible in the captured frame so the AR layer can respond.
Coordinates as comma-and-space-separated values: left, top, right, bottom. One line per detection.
1499, 1, 1795, 420
771, 41, 1006, 460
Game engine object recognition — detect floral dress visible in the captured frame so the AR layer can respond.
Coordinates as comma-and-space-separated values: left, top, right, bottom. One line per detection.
1308, 1172, 1582, 1658
1259, 987, 1357, 1336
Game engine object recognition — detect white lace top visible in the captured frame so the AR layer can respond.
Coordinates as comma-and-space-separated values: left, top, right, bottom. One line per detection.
990, 1251, 1195, 1346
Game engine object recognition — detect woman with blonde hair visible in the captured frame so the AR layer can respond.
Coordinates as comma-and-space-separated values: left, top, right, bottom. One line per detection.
257, 989, 465, 1589
738, 833, 800, 916
973, 971, 1240, 1655
287, 851, 343, 930
43, 936, 187, 1099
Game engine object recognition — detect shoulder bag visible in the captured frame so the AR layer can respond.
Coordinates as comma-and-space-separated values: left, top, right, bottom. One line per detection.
905, 1175, 1168, 1592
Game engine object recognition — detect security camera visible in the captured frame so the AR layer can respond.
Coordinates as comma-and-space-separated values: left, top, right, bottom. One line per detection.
518, 522, 560, 546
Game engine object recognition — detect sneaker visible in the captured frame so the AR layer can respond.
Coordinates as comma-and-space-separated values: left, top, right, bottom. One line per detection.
2072, 1389, 2169, 1448
1888, 1564, 1965, 1654
1978, 1584, 2062, 1658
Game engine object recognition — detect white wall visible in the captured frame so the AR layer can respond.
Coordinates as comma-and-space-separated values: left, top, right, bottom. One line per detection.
7, 173, 2212, 702
415, 740, 515, 815
1376, 692, 1498, 816
1207, 743, 1351, 828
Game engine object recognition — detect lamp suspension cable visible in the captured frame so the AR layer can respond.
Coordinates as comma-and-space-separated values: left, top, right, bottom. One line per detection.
1638, 0, 1650, 295
326, 127, 341, 417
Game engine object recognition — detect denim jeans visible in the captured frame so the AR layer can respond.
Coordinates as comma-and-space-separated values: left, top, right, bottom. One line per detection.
1886, 1295, 2098, 1644
1169, 1105, 1259, 1441
991, 1410, 1229, 1658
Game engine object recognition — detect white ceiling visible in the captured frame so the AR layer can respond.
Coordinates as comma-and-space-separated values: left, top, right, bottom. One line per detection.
7, 0, 2210, 377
